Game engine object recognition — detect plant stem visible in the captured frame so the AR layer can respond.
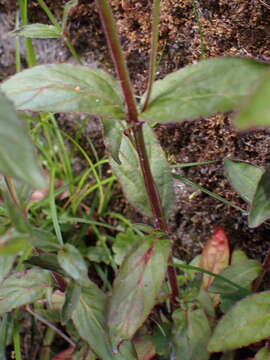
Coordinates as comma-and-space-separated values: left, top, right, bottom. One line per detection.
4, 176, 21, 211
142, 0, 161, 112
18, 0, 36, 67
40, 327, 55, 360
95, 0, 179, 302
253, 248, 270, 292
94, 0, 138, 123
13, 323, 22, 360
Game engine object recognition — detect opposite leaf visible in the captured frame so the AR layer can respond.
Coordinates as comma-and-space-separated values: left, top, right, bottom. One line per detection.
110, 123, 174, 218
172, 308, 211, 360
0, 91, 45, 188
140, 57, 267, 123
236, 71, 270, 129
249, 165, 270, 227
1, 64, 125, 119
0, 269, 52, 315
208, 291, 270, 352
224, 158, 264, 204
107, 235, 170, 348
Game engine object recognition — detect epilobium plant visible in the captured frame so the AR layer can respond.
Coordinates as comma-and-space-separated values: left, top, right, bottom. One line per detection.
1, 0, 270, 358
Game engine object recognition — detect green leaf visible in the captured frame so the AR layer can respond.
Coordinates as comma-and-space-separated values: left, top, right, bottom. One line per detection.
231, 249, 249, 265
110, 123, 174, 217
72, 284, 114, 360
172, 308, 211, 360
0, 255, 15, 283
255, 347, 270, 360
249, 165, 270, 227
102, 118, 124, 164
208, 291, 270, 352
1, 64, 125, 119
0, 233, 30, 256
209, 260, 261, 295
224, 158, 264, 204
140, 57, 267, 123
112, 229, 138, 266
12, 24, 61, 38
61, 281, 81, 325
25, 254, 65, 275
236, 71, 270, 129
30, 228, 61, 251
58, 244, 90, 287
0, 91, 45, 188
0, 269, 52, 315
107, 235, 170, 348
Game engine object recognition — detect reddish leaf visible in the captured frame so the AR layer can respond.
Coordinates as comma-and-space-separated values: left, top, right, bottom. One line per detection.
200, 226, 230, 290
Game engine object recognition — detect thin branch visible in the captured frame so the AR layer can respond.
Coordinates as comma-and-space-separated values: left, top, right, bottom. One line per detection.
25, 306, 76, 348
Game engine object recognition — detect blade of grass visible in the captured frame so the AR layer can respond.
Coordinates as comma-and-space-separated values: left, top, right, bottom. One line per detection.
49, 167, 63, 246
172, 173, 245, 213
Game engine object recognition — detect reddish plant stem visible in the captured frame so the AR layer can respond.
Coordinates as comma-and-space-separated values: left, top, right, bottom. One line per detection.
253, 248, 270, 292
95, 0, 179, 303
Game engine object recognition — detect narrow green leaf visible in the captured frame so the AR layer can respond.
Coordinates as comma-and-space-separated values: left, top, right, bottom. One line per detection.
107, 235, 170, 348
224, 158, 264, 204
208, 291, 270, 352
72, 284, 114, 360
0, 269, 52, 315
58, 244, 90, 287
1, 64, 125, 119
172, 308, 211, 360
12, 24, 61, 38
255, 347, 270, 360
0, 234, 30, 256
102, 118, 124, 164
0, 91, 45, 188
140, 57, 267, 123
110, 124, 174, 217
249, 165, 270, 227
61, 282, 81, 325
236, 71, 270, 129
209, 260, 261, 295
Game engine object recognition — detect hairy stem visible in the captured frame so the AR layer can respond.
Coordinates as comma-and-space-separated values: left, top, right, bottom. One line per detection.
95, 0, 138, 123
95, 0, 179, 302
